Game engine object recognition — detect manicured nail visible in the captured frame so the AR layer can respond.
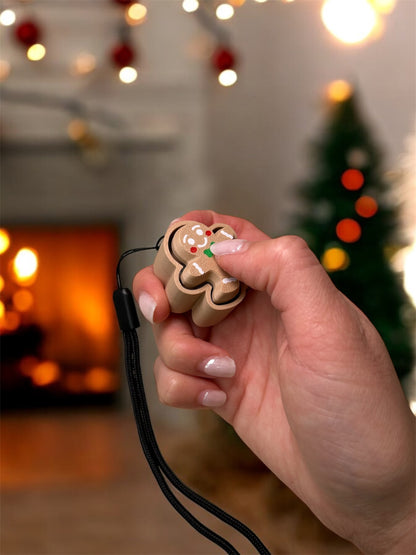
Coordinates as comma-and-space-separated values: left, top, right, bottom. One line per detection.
199, 390, 227, 408
138, 292, 156, 324
200, 356, 236, 378
211, 239, 248, 256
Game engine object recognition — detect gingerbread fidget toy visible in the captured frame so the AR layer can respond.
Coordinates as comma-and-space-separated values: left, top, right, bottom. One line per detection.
154, 220, 246, 327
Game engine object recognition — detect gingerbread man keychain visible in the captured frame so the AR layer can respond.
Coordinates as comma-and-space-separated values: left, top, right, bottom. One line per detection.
154, 220, 246, 327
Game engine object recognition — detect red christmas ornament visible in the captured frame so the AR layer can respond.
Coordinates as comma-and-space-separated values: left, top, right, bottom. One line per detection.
211, 47, 236, 72
112, 0, 132, 4
111, 43, 135, 68
15, 20, 41, 47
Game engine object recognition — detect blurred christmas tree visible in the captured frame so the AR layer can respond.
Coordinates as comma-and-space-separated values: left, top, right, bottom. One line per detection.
292, 83, 414, 379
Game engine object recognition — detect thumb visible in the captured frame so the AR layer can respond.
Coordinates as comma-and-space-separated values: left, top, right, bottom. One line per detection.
211, 236, 354, 344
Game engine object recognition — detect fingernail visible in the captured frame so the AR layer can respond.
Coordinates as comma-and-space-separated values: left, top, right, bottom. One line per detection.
211, 239, 248, 256
200, 356, 236, 378
199, 390, 227, 408
138, 292, 156, 324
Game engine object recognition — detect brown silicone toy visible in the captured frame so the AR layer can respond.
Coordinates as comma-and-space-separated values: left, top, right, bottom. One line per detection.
153, 220, 246, 327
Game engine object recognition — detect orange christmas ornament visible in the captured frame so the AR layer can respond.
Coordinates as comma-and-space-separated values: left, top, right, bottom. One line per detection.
355, 195, 378, 218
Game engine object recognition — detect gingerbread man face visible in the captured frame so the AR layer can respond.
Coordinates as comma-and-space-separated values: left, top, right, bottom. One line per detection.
153, 220, 246, 327
174, 223, 233, 262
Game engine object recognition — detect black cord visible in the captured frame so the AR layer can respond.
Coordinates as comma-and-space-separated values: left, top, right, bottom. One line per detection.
113, 239, 271, 555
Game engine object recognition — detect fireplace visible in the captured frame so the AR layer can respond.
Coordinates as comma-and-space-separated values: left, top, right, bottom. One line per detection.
0, 224, 120, 410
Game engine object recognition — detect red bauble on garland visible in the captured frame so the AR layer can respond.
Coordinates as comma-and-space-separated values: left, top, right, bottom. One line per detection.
111, 42, 135, 68
15, 20, 41, 47
211, 47, 236, 72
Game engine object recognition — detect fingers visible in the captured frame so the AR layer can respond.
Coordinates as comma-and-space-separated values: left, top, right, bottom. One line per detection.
132, 266, 170, 324
153, 315, 236, 379
211, 235, 355, 351
154, 357, 228, 409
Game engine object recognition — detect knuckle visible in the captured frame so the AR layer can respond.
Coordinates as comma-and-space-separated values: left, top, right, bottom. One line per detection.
157, 372, 182, 407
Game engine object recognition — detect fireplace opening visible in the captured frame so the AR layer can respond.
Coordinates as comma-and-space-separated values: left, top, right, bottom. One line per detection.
0, 224, 121, 410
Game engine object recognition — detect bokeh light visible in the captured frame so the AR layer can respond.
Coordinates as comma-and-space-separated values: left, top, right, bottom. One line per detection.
27, 43, 46, 61
336, 218, 362, 243
355, 195, 378, 218
0, 229, 11, 254
321, 246, 350, 272
218, 69, 237, 87
13, 248, 39, 283
321, 0, 378, 44
327, 79, 353, 102
119, 66, 138, 84
341, 168, 365, 191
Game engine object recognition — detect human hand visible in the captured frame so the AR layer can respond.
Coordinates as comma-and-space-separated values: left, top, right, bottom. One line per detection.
133, 210, 415, 554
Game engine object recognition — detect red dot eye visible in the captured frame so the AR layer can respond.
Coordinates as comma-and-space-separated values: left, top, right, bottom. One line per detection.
190, 246, 197, 253
206, 230, 212, 236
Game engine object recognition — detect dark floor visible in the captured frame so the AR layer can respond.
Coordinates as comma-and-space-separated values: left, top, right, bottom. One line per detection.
1, 409, 358, 555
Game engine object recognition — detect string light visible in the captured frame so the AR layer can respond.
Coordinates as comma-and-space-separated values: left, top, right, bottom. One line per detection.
218, 68, 237, 87
125, 2, 147, 25
341, 168, 365, 191
336, 218, 362, 243
119, 66, 138, 84
182, 0, 199, 13
71, 52, 96, 76
27, 43, 46, 61
0, 9, 16, 26
216, 3, 235, 20
321, 0, 379, 44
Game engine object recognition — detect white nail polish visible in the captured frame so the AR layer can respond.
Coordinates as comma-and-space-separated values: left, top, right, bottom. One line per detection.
138, 292, 156, 324
210, 239, 248, 256
200, 357, 236, 378
199, 390, 227, 408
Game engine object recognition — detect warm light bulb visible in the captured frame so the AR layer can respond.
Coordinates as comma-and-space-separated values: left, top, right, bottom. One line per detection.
0, 229, 10, 254
13, 248, 38, 282
216, 3, 235, 20
218, 69, 237, 87
321, 0, 378, 44
126, 2, 148, 25
71, 52, 96, 76
182, 0, 199, 13
27, 43, 46, 61
67, 119, 88, 141
119, 66, 138, 84
0, 9, 16, 26
327, 79, 353, 102
321, 247, 350, 272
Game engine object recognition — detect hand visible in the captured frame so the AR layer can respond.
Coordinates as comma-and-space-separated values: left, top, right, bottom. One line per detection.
133, 210, 415, 554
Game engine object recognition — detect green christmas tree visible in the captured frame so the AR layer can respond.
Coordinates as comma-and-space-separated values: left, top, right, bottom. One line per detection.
292, 86, 414, 379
